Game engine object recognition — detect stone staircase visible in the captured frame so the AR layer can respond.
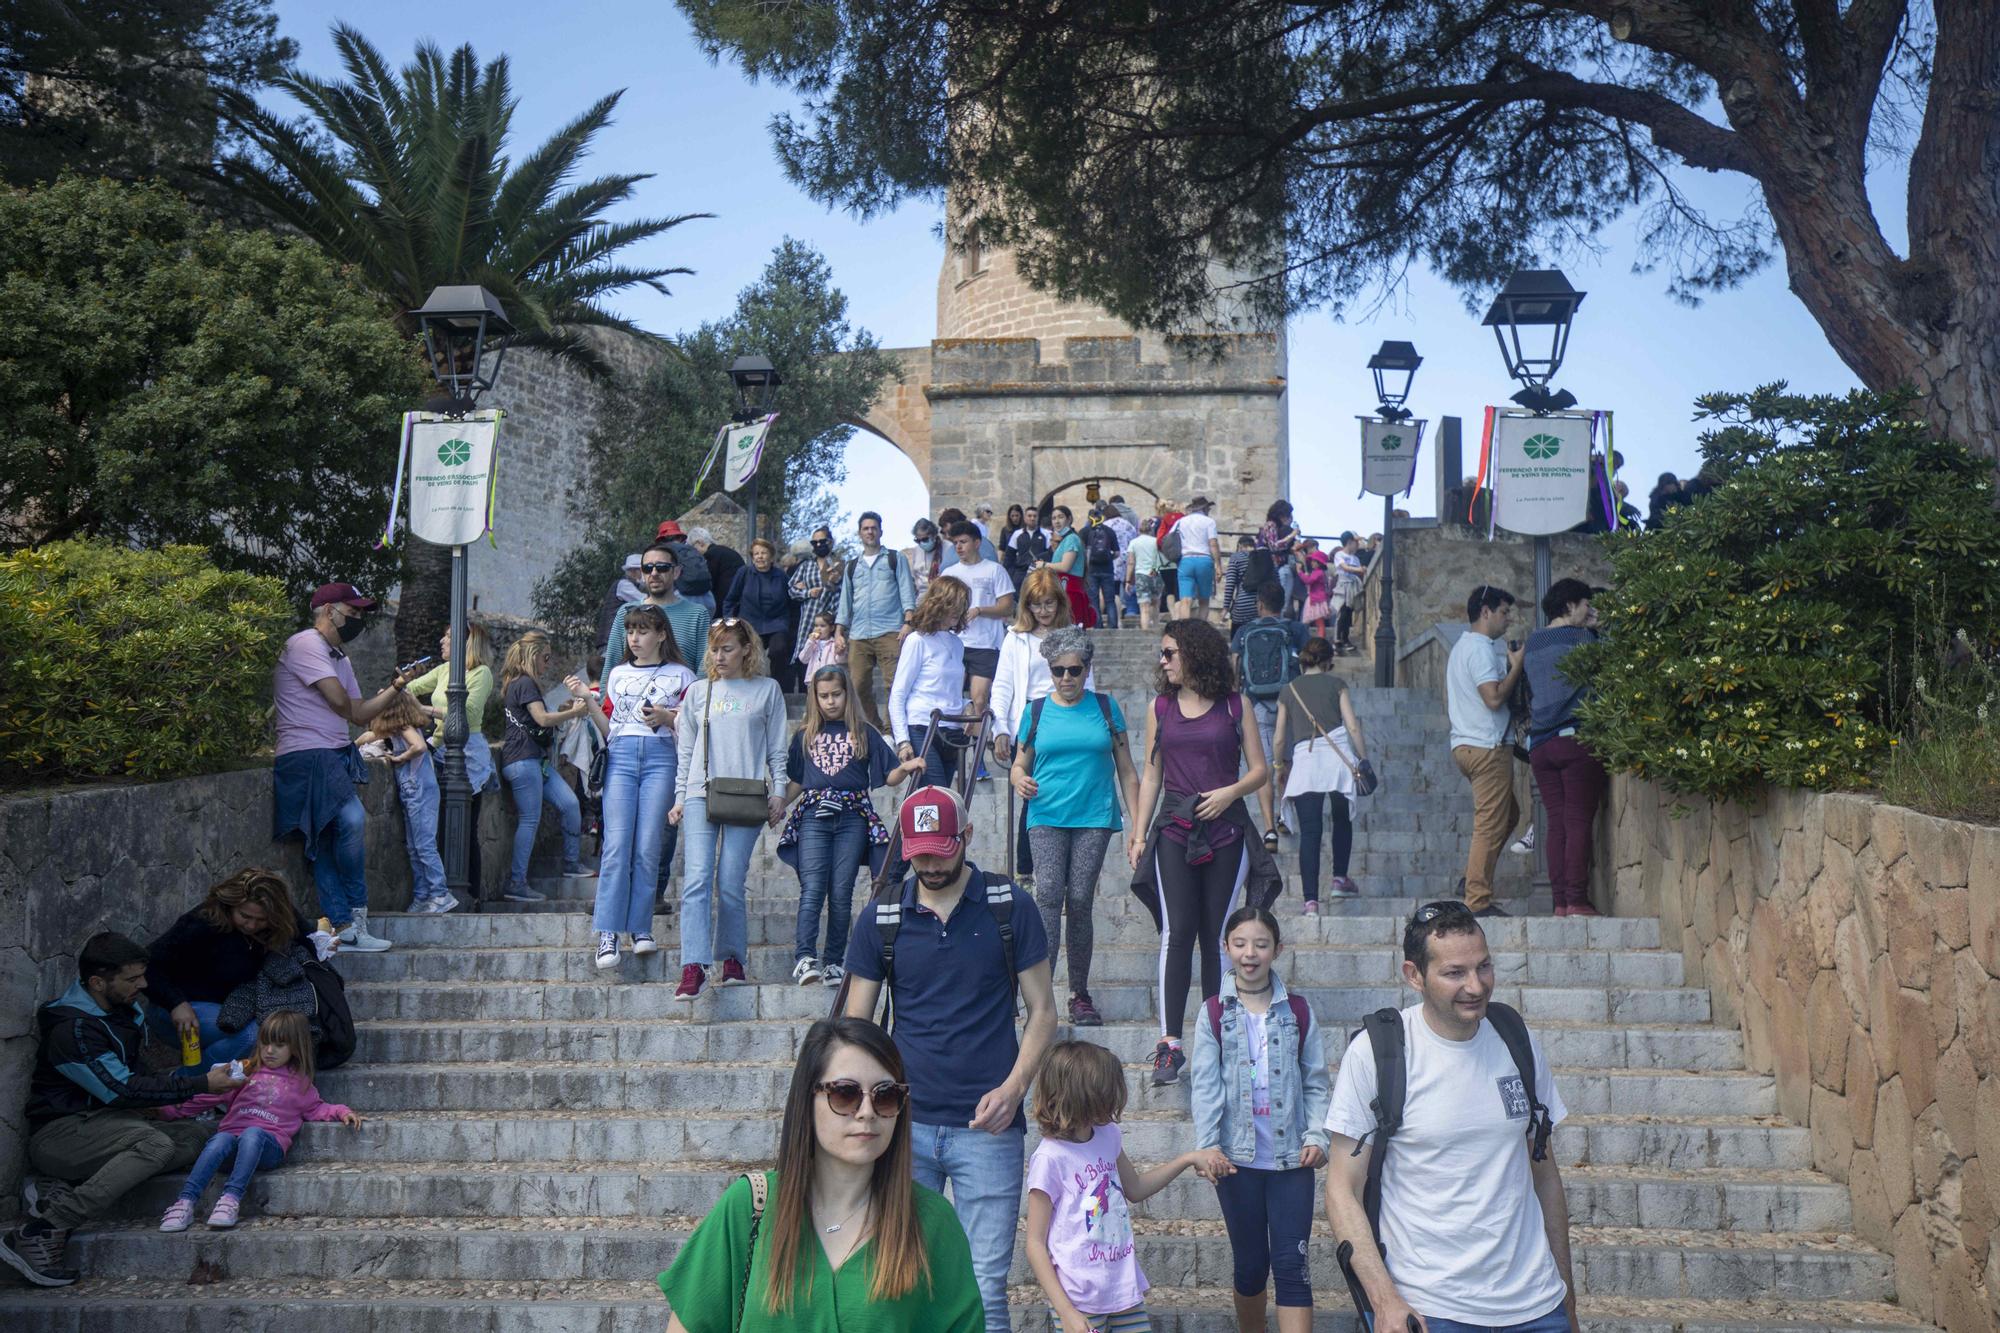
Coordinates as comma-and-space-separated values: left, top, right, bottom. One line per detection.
0, 630, 1934, 1330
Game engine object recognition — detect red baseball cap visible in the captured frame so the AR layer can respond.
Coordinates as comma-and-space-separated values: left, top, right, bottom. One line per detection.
655, 520, 686, 541
899, 786, 966, 858
309, 582, 377, 611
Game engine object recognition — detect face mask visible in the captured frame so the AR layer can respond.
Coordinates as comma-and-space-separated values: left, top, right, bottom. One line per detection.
336, 612, 367, 643
812, 539, 833, 557
917, 536, 937, 552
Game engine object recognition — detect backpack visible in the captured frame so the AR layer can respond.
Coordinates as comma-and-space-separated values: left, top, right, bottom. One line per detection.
1204, 992, 1311, 1063
1085, 523, 1120, 569
1160, 524, 1184, 564
1238, 621, 1300, 701
870, 872, 1017, 1029
1023, 691, 1116, 757
302, 957, 356, 1070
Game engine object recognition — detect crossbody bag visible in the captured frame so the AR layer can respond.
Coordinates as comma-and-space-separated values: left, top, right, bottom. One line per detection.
1284, 681, 1379, 797
703, 682, 772, 826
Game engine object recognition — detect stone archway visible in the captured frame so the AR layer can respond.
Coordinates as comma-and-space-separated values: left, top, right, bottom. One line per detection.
1037, 476, 1161, 524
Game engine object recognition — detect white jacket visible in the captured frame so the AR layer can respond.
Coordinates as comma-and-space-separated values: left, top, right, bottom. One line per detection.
989, 628, 1099, 740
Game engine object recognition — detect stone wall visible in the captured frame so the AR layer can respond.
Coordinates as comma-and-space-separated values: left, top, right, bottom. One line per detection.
1609, 778, 1998, 1332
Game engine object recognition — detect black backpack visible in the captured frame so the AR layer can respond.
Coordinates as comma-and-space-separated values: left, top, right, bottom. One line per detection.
868, 872, 1017, 1030
1334, 1002, 1553, 1322
303, 957, 356, 1069
1085, 523, 1120, 570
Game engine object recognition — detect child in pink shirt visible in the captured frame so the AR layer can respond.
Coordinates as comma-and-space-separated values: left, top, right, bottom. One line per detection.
155, 1010, 360, 1231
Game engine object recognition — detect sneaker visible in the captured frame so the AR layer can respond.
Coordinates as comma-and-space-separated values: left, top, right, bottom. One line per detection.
335, 910, 392, 952
1276, 817, 1294, 837
0, 1224, 75, 1287
1150, 1040, 1187, 1086
673, 963, 707, 1002
631, 935, 659, 956
792, 956, 823, 986
1329, 876, 1360, 898
206, 1194, 241, 1229
820, 963, 845, 988
1068, 993, 1104, 1027
1302, 899, 1321, 916
20, 1177, 71, 1227
594, 932, 620, 970
1509, 825, 1537, 855
503, 882, 547, 903
159, 1199, 196, 1233
1474, 905, 1510, 918
428, 892, 461, 915
563, 864, 599, 878
1568, 903, 1602, 918
718, 958, 748, 986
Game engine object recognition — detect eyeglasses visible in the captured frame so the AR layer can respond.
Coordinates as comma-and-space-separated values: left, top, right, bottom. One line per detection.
816, 1079, 909, 1117
1048, 663, 1086, 678
1159, 646, 1179, 661
1412, 900, 1476, 926
641, 562, 676, 574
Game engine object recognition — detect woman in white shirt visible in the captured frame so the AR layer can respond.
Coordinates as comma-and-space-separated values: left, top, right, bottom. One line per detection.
889, 576, 972, 789
989, 567, 1094, 886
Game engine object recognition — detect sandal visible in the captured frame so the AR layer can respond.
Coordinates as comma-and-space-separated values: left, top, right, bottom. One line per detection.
1262, 829, 1279, 852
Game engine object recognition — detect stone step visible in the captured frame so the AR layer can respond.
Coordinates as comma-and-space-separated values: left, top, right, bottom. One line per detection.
344, 979, 1714, 1026
478, 880, 1554, 914
347, 1016, 1743, 1071
59, 1218, 1893, 1301
94, 1159, 1847, 1230
0, 1278, 1933, 1333
314, 1060, 1774, 1118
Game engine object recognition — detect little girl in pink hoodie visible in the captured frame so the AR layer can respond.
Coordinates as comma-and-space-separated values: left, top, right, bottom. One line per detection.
156, 1009, 361, 1231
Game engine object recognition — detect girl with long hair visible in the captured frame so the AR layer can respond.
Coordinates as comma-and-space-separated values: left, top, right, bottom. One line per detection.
145, 869, 313, 1062
660, 1018, 982, 1331
498, 632, 596, 903
888, 576, 972, 789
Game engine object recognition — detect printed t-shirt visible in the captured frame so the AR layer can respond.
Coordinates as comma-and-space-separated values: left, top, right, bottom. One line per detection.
1025, 1122, 1147, 1316
1446, 630, 1510, 750
787, 721, 897, 793
941, 558, 1013, 652
602, 661, 696, 741
273, 629, 358, 756
1022, 693, 1127, 831
500, 675, 551, 767
658, 1172, 983, 1333
1324, 1003, 1570, 1326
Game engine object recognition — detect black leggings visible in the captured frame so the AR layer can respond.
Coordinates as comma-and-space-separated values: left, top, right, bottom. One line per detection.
1215, 1165, 1315, 1305
1292, 791, 1352, 899
1154, 836, 1248, 1038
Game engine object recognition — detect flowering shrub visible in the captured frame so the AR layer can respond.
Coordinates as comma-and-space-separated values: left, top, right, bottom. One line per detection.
0, 541, 293, 783
1567, 387, 2000, 799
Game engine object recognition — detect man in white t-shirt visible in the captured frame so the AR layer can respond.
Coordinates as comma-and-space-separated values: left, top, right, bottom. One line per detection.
1444, 586, 1524, 917
941, 519, 1016, 726
1325, 903, 1577, 1333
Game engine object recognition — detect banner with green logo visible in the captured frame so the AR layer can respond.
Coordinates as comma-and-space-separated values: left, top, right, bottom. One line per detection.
380, 410, 503, 548
1490, 411, 1592, 535
1358, 417, 1427, 497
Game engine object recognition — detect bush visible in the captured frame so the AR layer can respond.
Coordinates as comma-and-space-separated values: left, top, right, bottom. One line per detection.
0, 541, 293, 783
1568, 386, 2000, 799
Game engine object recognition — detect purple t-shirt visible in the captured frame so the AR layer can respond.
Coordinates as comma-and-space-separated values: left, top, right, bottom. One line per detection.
1025, 1122, 1147, 1316
273, 629, 359, 756
1156, 692, 1244, 849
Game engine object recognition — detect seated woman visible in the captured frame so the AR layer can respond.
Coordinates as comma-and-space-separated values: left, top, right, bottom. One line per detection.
659, 1016, 982, 1332
145, 868, 314, 1064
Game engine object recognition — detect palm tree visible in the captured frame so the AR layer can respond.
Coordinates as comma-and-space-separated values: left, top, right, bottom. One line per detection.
218, 24, 708, 658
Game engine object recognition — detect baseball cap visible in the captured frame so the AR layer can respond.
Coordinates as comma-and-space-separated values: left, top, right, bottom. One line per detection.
309, 582, 376, 611
899, 786, 966, 858
656, 520, 686, 541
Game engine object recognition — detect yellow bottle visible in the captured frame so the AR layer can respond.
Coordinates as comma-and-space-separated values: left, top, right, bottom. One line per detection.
179, 1026, 202, 1068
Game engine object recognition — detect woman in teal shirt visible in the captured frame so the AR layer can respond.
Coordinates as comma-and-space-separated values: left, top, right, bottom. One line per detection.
1007, 627, 1140, 1027
660, 1017, 982, 1333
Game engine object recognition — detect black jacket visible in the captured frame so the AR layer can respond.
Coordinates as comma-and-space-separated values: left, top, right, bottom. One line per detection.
703, 544, 745, 606
146, 908, 315, 1011
26, 981, 206, 1126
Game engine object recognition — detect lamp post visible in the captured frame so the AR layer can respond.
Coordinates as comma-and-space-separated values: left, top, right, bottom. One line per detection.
411, 285, 513, 905
1366, 340, 1421, 687
728, 355, 782, 545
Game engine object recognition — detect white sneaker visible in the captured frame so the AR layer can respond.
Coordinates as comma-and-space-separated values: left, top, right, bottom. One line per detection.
792, 956, 823, 986
594, 932, 620, 970
1509, 825, 1537, 855
820, 963, 845, 988
433, 892, 460, 914
631, 935, 659, 956
335, 911, 393, 952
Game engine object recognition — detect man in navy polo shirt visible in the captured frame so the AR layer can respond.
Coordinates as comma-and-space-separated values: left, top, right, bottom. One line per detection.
844, 786, 1057, 1332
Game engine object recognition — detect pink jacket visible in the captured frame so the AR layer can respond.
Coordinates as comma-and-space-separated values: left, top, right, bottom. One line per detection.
157, 1064, 351, 1152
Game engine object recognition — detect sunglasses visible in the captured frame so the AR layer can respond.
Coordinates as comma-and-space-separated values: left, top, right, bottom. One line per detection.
816, 1079, 909, 1117
641, 562, 676, 574
1159, 646, 1179, 661
718, 617, 743, 627
1049, 663, 1086, 678
1413, 900, 1476, 926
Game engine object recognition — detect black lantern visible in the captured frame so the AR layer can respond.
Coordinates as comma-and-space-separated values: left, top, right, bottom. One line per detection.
412, 286, 513, 416
1481, 269, 1585, 413
728, 355, 783, 422
1368, 340, 1423, 421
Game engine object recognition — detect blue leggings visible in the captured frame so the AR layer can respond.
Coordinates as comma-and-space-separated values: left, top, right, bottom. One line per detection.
1215, 1164, 1315, 1306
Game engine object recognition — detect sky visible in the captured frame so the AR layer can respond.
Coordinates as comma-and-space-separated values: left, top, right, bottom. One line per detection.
272, 2, 1888, 543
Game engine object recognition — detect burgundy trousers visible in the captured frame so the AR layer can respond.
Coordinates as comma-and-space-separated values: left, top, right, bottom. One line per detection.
1529, 735, 1607, 910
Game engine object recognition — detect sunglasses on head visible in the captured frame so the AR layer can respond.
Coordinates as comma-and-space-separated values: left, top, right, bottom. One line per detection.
641, 561, 676, 574
816, 1079, 909, 1117
1413, 900, 1476, 926
1049, 663, 1086, 678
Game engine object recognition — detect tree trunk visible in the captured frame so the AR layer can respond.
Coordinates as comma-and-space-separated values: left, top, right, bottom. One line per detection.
395, 539, 453, 666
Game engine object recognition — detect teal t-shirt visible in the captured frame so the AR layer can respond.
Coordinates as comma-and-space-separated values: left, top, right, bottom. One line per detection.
1022, 691, 1127, 831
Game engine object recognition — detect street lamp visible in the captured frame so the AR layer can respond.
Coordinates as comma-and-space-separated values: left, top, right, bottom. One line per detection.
1481, 269, 1585, 414
727, 355, 783, 543
1366, 340, 1420, 686
410, 283, 512, 905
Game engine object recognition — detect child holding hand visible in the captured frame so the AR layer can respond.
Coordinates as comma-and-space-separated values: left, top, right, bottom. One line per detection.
357, 689, 453, 913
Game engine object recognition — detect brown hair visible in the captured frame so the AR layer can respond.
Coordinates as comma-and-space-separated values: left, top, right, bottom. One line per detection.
803, 665, 870, 751
1032, 1041, 1127, 1141
766, 1019, 926, 1309
1009, 567, 1073, 633
750, 537, 778, 559
500, 631, 551, 687
906, 576, 970, 635
618, 603, 685, 668
706, 617, 767, 680
195, 869, 299, 954
1152, 617, 1234, 701
1299, 636, 1336, 670
373, 687, 431, 735
245, 1008, 317, 1085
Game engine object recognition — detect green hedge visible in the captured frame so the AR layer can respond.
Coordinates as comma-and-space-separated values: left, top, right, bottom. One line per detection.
0, 541, 293, 782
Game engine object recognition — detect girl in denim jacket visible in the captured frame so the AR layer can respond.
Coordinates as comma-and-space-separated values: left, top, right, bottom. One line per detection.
1188, 906, 1332, 1333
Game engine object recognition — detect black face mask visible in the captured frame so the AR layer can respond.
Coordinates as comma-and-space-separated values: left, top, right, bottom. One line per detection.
811, 539, 833, 557
336, 613, 367, 643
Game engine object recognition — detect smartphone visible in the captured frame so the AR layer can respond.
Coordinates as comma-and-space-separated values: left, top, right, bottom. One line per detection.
397, 655, 434, 676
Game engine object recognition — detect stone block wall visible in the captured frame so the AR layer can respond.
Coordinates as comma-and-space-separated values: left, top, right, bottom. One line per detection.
1609, 778, 1998, 1332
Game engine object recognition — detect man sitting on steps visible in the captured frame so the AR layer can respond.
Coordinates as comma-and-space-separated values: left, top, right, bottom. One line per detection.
843, 786, 1058, 1333
3, 933, 246, 1288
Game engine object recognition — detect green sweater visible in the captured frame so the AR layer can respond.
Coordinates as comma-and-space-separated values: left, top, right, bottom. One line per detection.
404, 662, 494, 743
658, 1173, 982, 1333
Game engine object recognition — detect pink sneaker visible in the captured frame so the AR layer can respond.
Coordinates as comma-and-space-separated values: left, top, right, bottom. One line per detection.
673, 963, 707, 1003
206, 1195, 241, 1229
718, 958, 748, 986
158, 1200, 195, 1233
1302, 900, 1321, 916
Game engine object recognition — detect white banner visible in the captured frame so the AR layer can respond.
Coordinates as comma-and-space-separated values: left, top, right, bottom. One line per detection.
722, 413, 778, 491
1359, 417, 1426, 497
1490, 412, 1593, 536
382, 411, 501, 548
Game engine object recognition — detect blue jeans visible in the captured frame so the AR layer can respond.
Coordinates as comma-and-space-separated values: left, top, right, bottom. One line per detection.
596, 738, 675, 936
178, 1126, 285, 1202
677, 798, 760, 967
312, 792, 369, 927
502, 757, 582, 886
394, 754, 448, 903
1088, 572, 1121, 626
910, 1123, 1024, 1333
147, 1000, 259, 1065
1179, 554, 1216, 600
794, 807, 868, 963
907, 723, 964, 790
1373, 1303, 1569, 1333
1214, 1164, 1315, 1305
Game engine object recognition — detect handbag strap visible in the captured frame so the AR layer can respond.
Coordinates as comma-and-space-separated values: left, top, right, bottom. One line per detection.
736, 1170, 768, 1331
702, 678, 717, 783
1285, 680, 1364, 783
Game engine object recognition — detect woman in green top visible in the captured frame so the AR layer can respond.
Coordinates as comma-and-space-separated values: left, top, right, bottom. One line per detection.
660, 1017, 982, 1333
404, 621, 499, 887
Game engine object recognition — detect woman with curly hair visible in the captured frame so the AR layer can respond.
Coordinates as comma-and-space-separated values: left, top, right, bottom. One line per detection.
1126, 618, 1277, 1087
